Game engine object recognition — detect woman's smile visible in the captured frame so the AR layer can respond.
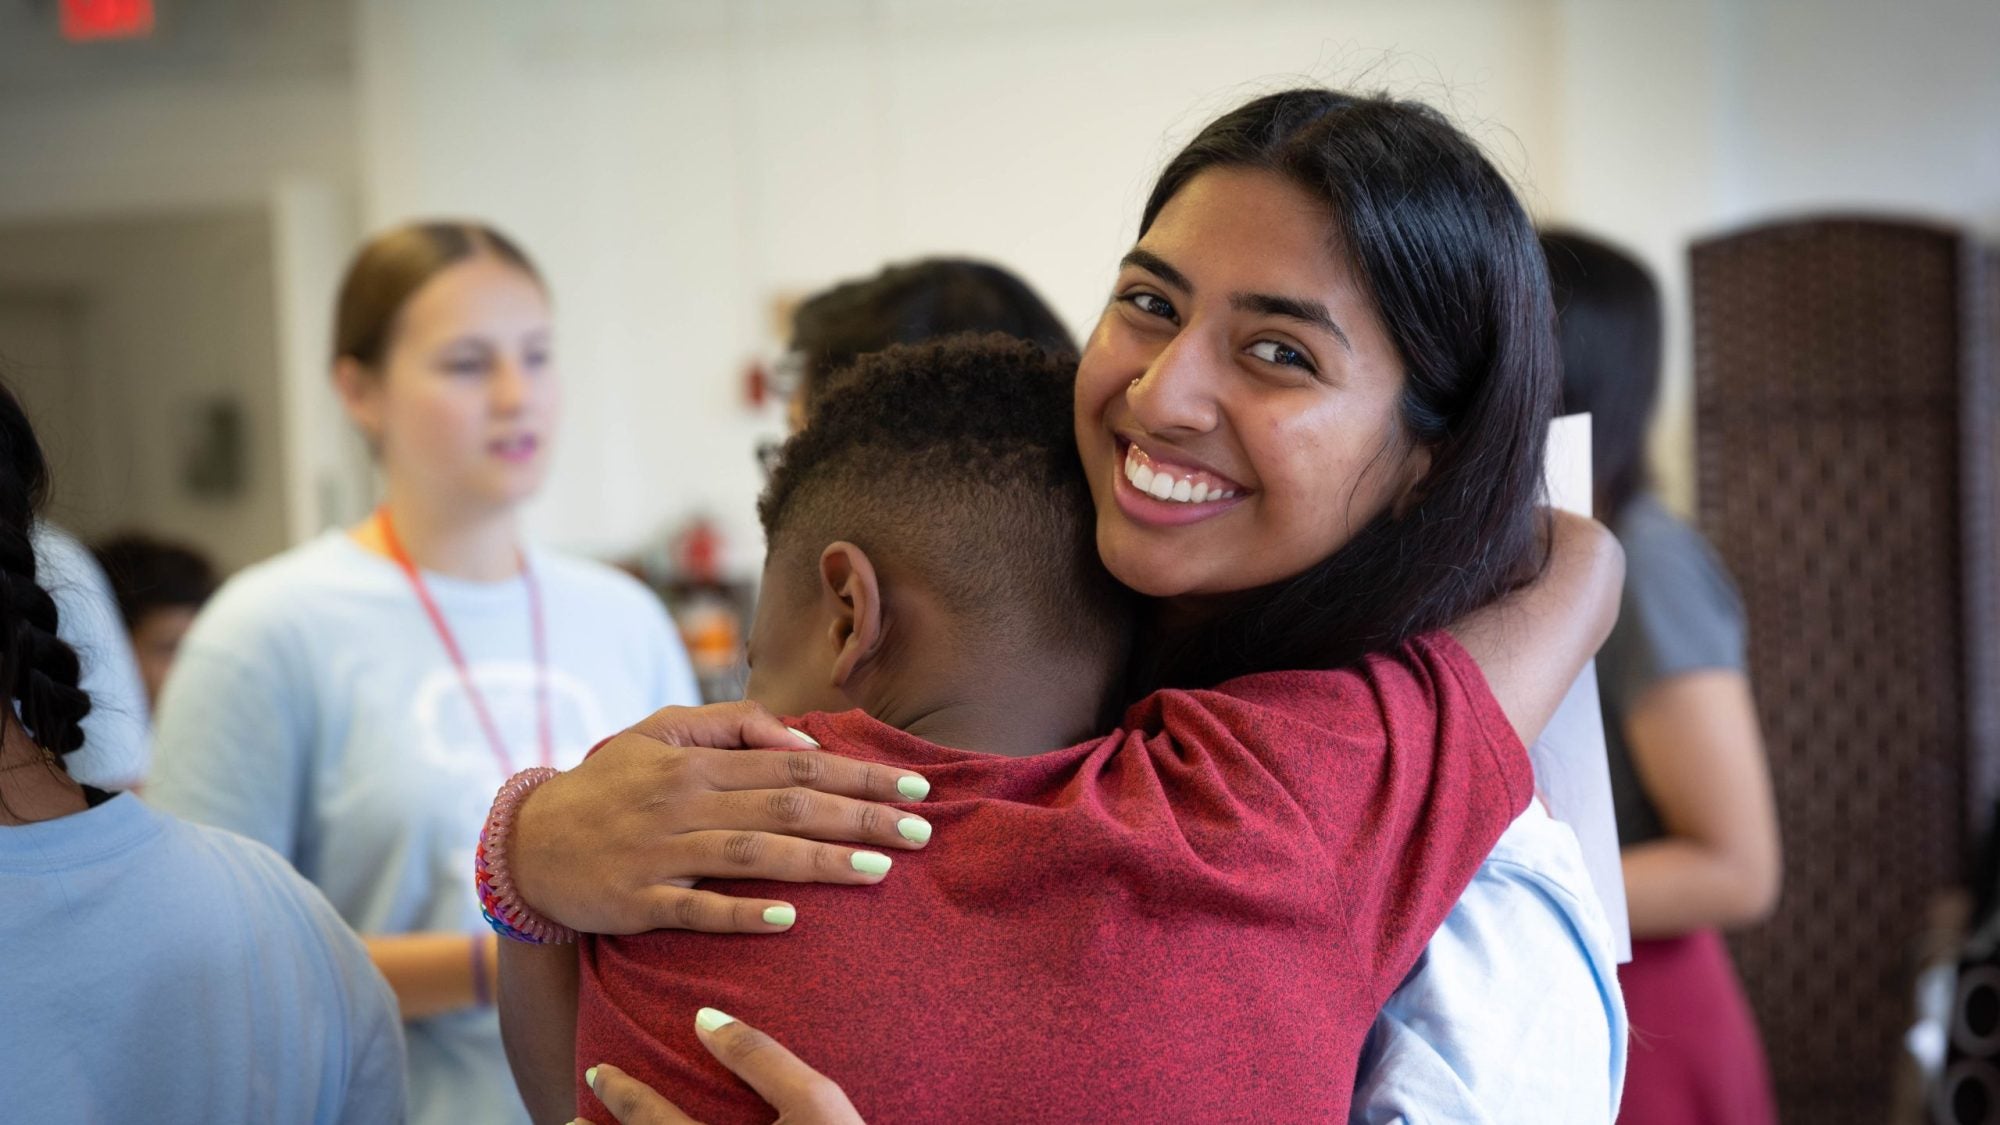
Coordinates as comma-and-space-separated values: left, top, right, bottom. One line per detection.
1111, 437, 1249, 527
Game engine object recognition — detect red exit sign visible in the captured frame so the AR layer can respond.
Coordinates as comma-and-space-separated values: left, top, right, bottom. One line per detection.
61, 0, 155, 41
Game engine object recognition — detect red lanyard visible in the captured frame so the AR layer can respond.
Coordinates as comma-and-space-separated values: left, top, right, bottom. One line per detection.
377, 507, 553, 777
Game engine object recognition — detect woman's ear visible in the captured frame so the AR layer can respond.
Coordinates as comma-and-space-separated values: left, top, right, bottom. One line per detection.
1391, 443, 1434, 518
818, 542, 885, 690
332, 356, 385, 447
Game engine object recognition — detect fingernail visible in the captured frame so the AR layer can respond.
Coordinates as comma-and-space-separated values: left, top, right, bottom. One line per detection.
762, 904, 797, 927
851, 850, 893, 875
897, 774, 931, 801
584, 1065, 600, 1091
786, 725, 821, 748
696, 1006, 737, 1033
897, 816, 932, 844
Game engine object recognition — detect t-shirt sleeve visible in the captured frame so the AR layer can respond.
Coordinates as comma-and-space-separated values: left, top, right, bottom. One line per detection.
327, 911, 408, 1125
1153, 633, 1533, 1005
217, 830, 408, 1124
1601, 510, 1747, 715
147, 594, 313, 863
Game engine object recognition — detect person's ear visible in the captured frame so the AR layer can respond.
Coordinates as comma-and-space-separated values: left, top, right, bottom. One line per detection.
333, 356, 386, 448
1391, 442, 1434, 518
818, 542, 885, 690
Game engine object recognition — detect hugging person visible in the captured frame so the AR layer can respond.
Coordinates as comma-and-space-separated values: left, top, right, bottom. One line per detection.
553, 333, 1604, 1122
488, 86, 1628, 1123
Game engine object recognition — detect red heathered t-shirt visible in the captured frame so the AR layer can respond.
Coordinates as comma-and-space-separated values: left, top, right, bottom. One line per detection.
576, 631, 1529, 1123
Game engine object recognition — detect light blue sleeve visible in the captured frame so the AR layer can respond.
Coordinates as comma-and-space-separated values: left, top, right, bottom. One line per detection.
210, 824, 408, 1124
321, 885, 408, 1125
33, 526, 152, 790
148, 594, 313, 863
1350, 808, 1627, 1124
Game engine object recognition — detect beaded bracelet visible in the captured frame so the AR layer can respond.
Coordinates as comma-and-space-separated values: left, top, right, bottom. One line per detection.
475, 766, 577, 944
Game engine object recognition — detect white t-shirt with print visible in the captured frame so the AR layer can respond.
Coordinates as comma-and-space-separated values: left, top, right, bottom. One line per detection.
148, 532, 700, 1125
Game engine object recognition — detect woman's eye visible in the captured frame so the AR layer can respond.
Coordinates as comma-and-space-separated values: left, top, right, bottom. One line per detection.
442, 356, 490, 376
1124, 292, 1177, 322
1247, 339, 1314, 372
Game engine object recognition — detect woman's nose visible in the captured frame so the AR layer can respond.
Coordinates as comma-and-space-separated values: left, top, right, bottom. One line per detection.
490, 358, 531, 414
1127, 331, 1220, 435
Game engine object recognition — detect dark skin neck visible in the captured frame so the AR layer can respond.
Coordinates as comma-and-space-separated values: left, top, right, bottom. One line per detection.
746, 545, 1124, 758
856, 647, 1117, 758
0, 717, 88, 827
843, 597, 1118, 757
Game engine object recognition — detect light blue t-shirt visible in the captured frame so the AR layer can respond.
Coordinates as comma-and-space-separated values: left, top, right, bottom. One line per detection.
0, 793, 404, 1123
1354, 802, 1628, 1123
147, 532, 700, 1125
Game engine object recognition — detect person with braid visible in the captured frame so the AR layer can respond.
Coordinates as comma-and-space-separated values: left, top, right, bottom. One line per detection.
0, 378, 404, 1121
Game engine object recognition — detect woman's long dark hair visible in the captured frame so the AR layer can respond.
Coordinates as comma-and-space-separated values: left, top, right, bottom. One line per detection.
0, 382, 91, 762
1541, 229, 1661, 519
1133, 88, 1557, 693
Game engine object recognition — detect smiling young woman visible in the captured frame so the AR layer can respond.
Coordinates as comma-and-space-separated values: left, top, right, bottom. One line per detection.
144, 222, 703, 1125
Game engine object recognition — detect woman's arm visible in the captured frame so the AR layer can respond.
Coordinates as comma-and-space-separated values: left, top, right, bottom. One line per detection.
1620, 669, 1782, 936
363, 933, 498, 1021
507, 702, 933, 934
1449, 510, 1625, 748
499, 942, 580, 1123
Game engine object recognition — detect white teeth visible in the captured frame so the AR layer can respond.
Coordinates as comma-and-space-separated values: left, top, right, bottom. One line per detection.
1123, 444, 1241, 504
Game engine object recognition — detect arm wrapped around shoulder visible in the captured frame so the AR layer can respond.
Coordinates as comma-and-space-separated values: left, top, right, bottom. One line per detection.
1450, 509, 1625, 748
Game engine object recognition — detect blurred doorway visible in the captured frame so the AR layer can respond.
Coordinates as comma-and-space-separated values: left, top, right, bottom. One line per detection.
0, 205, 360, 573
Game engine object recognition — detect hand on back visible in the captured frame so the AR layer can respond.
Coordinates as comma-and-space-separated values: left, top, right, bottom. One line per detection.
509, 701, 933, 935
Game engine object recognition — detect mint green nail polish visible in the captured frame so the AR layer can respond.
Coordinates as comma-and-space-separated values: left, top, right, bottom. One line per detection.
897, 816, 932, 844
696, 1007, 736, 1032
584, 1065, 600, 1091
763, 904, 796, 927
897, 774, 931, 801
786, 725, 821, 748
851, 850, 893, 875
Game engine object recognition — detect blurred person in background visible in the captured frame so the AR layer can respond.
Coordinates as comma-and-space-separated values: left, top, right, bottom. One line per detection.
0, 378, 404, 1123
1544, 228, 1781, 1125
92, 531, 217, 711
778, 256, 1076, 432
146, 221, 700, 1125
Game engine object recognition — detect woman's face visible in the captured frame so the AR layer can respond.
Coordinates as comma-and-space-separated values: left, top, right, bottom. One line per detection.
346, 255, 558, 512
1075, 166, 1427, 599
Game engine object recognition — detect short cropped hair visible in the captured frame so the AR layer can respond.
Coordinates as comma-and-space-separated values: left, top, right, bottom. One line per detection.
757, 335, 1128, 661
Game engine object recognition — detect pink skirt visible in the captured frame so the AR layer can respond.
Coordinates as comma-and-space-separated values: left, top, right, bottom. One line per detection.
1617, 929, 1778, 1125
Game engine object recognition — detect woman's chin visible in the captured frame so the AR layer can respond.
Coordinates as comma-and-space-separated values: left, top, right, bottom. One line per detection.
1097, 530, 1205, 599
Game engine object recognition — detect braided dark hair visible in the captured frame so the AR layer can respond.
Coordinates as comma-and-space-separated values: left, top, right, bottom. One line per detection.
0, 381, 92, 758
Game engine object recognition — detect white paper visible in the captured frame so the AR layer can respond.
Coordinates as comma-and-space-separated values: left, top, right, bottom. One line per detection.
1534, 414, 1631, 962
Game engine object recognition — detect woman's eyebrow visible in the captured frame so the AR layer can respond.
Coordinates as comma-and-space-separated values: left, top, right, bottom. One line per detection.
1121, 248, 1192, 293
1232, 292, 1352, 352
